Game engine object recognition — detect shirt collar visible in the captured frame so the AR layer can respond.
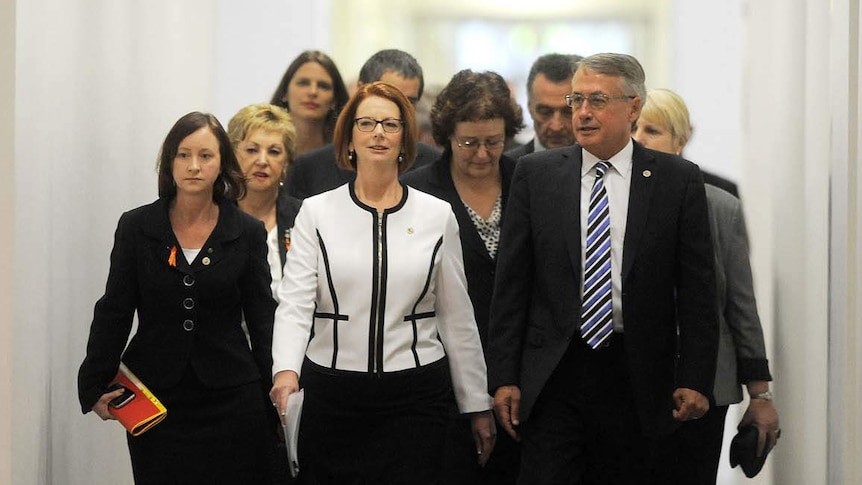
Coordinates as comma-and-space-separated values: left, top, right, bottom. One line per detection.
581, 138, 634, 178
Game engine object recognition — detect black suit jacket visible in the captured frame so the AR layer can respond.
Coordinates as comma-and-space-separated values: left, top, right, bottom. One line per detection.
285, 142, 441, 199
400, 152, 517, 347
275, 191, 302, 272
78, 198, 277, 413
504, 139, 535, 160
487, 142, 718, 436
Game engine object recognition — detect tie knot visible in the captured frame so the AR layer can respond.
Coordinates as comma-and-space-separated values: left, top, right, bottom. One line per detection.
595, 161, 610, 178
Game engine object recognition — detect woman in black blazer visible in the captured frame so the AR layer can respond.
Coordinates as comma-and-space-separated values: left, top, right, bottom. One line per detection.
401, 69, 524, 485
78, 112, 278, 483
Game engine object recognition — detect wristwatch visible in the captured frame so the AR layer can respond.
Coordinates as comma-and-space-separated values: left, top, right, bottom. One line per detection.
750, 390, 773, 401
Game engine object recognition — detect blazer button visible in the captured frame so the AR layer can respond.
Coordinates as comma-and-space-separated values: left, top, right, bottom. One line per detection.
183, 274, 195, 286
182, 319, 194, 331
182, 297, 195, 310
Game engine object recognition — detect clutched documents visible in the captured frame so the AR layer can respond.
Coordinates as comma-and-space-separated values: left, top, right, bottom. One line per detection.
107, 363, 167, 436
281, 389, 305, 478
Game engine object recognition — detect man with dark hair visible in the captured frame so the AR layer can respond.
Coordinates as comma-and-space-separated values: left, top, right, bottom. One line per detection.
286, 49, 439, 199
358, 49, 425, 104
506, 53, 582, 160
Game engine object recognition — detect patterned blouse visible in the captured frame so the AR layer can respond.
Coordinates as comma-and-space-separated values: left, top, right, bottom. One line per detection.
463, 195, 502, 258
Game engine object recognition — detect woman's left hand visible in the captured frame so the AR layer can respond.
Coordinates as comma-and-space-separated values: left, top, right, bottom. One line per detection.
469, 409, 497, 467
269, 370, 300, 426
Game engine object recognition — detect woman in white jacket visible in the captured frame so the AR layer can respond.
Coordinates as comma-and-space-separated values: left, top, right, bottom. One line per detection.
270, 81, 495, 484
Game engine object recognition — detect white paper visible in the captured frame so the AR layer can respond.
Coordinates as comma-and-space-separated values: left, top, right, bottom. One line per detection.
281, 389, 304, 478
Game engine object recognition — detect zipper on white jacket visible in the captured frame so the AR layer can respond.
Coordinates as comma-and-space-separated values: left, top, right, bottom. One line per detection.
372, 212, 384, 376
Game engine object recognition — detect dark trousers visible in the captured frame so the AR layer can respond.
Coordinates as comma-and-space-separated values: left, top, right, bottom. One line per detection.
672, 404, 729, 485
441, 411, 520, 485
517, 334, 675, 485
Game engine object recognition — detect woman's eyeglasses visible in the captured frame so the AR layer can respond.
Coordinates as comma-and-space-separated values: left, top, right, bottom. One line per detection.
354, 117, 403, 133
454, 137, 505, 152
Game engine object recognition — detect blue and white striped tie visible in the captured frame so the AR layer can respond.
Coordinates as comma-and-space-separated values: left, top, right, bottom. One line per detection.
580, 161, 614, 349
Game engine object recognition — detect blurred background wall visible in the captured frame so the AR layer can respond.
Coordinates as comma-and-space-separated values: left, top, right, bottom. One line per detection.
1, 0, 858, 483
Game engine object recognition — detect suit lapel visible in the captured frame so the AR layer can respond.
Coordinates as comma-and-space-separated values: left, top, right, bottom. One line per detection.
189, 201, 242, 273
139, 198, 184, 270
622, 143, 657, 280
431, 155, 493, 263
558, 147, 583, 276
140, 199, 242, 275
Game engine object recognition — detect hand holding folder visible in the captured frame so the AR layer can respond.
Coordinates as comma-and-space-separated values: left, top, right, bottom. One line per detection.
107, 363, 167, 436
281, 389, 305, 478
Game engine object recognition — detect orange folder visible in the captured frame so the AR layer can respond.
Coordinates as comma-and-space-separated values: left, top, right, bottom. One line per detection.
108, 363, 167, 436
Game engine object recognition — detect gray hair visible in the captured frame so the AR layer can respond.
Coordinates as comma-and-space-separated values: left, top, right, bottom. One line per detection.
576, 53, 646, 102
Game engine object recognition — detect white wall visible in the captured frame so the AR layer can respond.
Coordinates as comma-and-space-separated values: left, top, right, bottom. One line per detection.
213, 0, 333, 123
670, 0, 743, 184
826, 0, 862, 483
746, 0, 827, 480
0, 0, 16, 483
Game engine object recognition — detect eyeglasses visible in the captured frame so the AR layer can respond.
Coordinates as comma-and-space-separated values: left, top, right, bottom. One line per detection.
565, 93, 636, 111
454, 136, 505, 152
533, 104, 573, 120
354, 117, 403, 133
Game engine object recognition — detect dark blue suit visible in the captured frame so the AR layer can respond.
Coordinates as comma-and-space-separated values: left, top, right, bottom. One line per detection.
487, 141, 718, 483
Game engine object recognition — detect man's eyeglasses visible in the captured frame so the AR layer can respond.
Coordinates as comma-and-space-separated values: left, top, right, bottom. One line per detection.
454, 136, 505, 152
565, 93, 636, 111
533, 104, 573, 120
354, 117, 403, 133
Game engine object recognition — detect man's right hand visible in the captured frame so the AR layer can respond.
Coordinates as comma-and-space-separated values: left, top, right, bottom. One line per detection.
493, 385, 522, 441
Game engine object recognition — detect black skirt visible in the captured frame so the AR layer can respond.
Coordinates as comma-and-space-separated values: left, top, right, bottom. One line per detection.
125, 365, 276, 484
299, 358, 450, 485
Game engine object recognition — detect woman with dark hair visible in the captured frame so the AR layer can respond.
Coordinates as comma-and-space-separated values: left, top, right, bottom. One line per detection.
401, 69, 525, 484
270, 50, 349, 156
269, 82, 495, 484
78, 112, 278, 483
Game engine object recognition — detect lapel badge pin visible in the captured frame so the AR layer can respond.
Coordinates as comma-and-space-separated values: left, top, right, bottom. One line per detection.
643, 170, 652, 178
202, 256, 211, 266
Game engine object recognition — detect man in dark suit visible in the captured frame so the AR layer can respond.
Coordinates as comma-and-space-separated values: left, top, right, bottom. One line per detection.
285, 49, 440, 199
505, 53, 582, 160
487, 53, 719, 484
